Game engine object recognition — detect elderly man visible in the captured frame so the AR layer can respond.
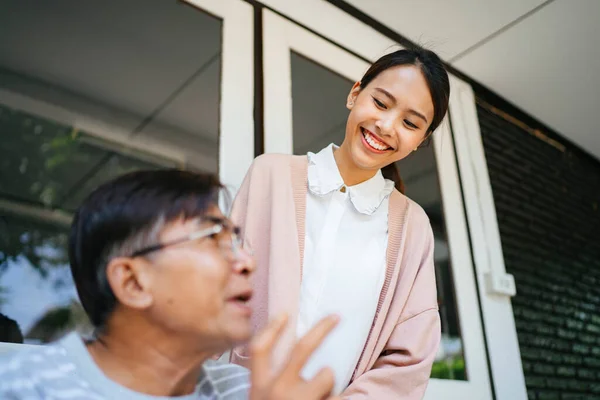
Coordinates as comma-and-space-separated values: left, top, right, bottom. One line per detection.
0, 170, 338, 400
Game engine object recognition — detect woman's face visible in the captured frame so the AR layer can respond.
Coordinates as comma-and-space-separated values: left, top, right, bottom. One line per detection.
342, 65, 435, 172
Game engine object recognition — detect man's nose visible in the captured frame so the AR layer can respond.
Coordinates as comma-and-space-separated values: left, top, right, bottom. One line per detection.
233, 247, 255, 276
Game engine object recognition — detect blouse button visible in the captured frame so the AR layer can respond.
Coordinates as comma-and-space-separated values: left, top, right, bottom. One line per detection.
340, 186, 347, 193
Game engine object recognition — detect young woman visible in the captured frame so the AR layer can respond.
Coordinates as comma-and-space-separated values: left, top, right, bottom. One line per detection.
231, 48, 450, 399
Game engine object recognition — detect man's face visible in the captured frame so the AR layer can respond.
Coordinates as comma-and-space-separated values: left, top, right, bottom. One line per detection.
142, 207, 254, 350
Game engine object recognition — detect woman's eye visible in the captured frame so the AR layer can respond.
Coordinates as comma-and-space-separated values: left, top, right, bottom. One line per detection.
373, 97, 386, 109
404, 120, 418, 129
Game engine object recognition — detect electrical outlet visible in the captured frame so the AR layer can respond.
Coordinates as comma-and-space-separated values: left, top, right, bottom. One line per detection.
486, 272, 516, 297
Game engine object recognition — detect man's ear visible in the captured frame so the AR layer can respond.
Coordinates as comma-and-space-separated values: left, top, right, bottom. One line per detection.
106, 257, 153, 311
346, 82, 362, 110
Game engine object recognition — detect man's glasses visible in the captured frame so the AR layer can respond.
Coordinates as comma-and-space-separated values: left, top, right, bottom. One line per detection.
129, 216, 250, 260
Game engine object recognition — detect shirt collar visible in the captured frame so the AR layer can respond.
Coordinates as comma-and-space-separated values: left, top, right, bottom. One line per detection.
307, 143, 394, 215
59, 332, 211, 400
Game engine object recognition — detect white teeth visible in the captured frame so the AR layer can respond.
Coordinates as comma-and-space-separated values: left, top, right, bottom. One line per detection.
363, 131, 389, 151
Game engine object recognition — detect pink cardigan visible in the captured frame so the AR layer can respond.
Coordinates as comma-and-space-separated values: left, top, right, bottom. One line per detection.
230, 154, 441, 399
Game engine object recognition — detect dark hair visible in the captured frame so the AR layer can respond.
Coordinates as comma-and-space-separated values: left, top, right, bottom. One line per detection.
69, 169, 223, 328
0, 313, 24, 344
359, 48, 450, 193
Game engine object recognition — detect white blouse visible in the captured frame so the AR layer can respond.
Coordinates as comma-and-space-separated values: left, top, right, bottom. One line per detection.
297, 144, 394, 394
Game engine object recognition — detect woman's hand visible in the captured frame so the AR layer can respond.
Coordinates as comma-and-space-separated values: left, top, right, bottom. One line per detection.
249, 314, 341, 400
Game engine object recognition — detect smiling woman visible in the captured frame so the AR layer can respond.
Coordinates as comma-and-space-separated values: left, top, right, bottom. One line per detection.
230, 48, 451, 399
348, 50, 450, 193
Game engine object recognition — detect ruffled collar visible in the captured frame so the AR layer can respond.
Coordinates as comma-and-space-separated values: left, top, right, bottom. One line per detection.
306, 144, 394, 215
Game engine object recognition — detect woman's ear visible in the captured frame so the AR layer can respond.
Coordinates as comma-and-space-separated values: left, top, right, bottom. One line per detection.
346, 82, 362, 110
106, 257, 154, 311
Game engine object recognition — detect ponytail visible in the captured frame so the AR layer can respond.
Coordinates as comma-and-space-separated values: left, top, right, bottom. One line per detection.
382, 163, 404, 194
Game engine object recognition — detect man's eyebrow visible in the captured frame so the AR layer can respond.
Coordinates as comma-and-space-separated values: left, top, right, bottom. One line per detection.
196, 215, 224, 227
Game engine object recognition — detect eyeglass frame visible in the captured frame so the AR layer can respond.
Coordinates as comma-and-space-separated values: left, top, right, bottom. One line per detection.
129, 216, 250, 259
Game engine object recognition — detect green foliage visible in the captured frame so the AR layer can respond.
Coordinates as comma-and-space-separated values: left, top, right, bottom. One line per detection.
431, 357, 467, 381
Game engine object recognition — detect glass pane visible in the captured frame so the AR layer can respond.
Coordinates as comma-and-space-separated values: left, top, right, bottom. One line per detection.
0, 213, 76, 344
290, 52, 466, 380
0, 0, 222, 344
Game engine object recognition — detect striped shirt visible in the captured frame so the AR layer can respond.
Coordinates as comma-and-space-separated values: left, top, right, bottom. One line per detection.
0, 332, 249, 399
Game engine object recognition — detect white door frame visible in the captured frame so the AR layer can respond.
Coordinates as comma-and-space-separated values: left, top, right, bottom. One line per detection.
262, 9, 493, 400
448, 76, 527, 400
185, 0, 255, 193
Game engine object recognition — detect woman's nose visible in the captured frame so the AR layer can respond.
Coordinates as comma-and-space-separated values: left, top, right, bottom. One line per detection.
375, 117, 396, 137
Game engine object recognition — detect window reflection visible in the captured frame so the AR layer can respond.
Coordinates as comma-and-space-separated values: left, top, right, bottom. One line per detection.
0, 214, 82, 344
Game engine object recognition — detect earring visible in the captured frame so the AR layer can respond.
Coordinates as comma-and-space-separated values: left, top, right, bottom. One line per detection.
349, 101, 354, 106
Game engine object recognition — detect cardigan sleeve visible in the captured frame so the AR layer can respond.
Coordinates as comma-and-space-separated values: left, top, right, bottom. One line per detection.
342, 224, 441, 400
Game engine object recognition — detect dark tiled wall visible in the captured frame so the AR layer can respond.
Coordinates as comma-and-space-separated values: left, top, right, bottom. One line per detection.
477, 102, 600, 400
